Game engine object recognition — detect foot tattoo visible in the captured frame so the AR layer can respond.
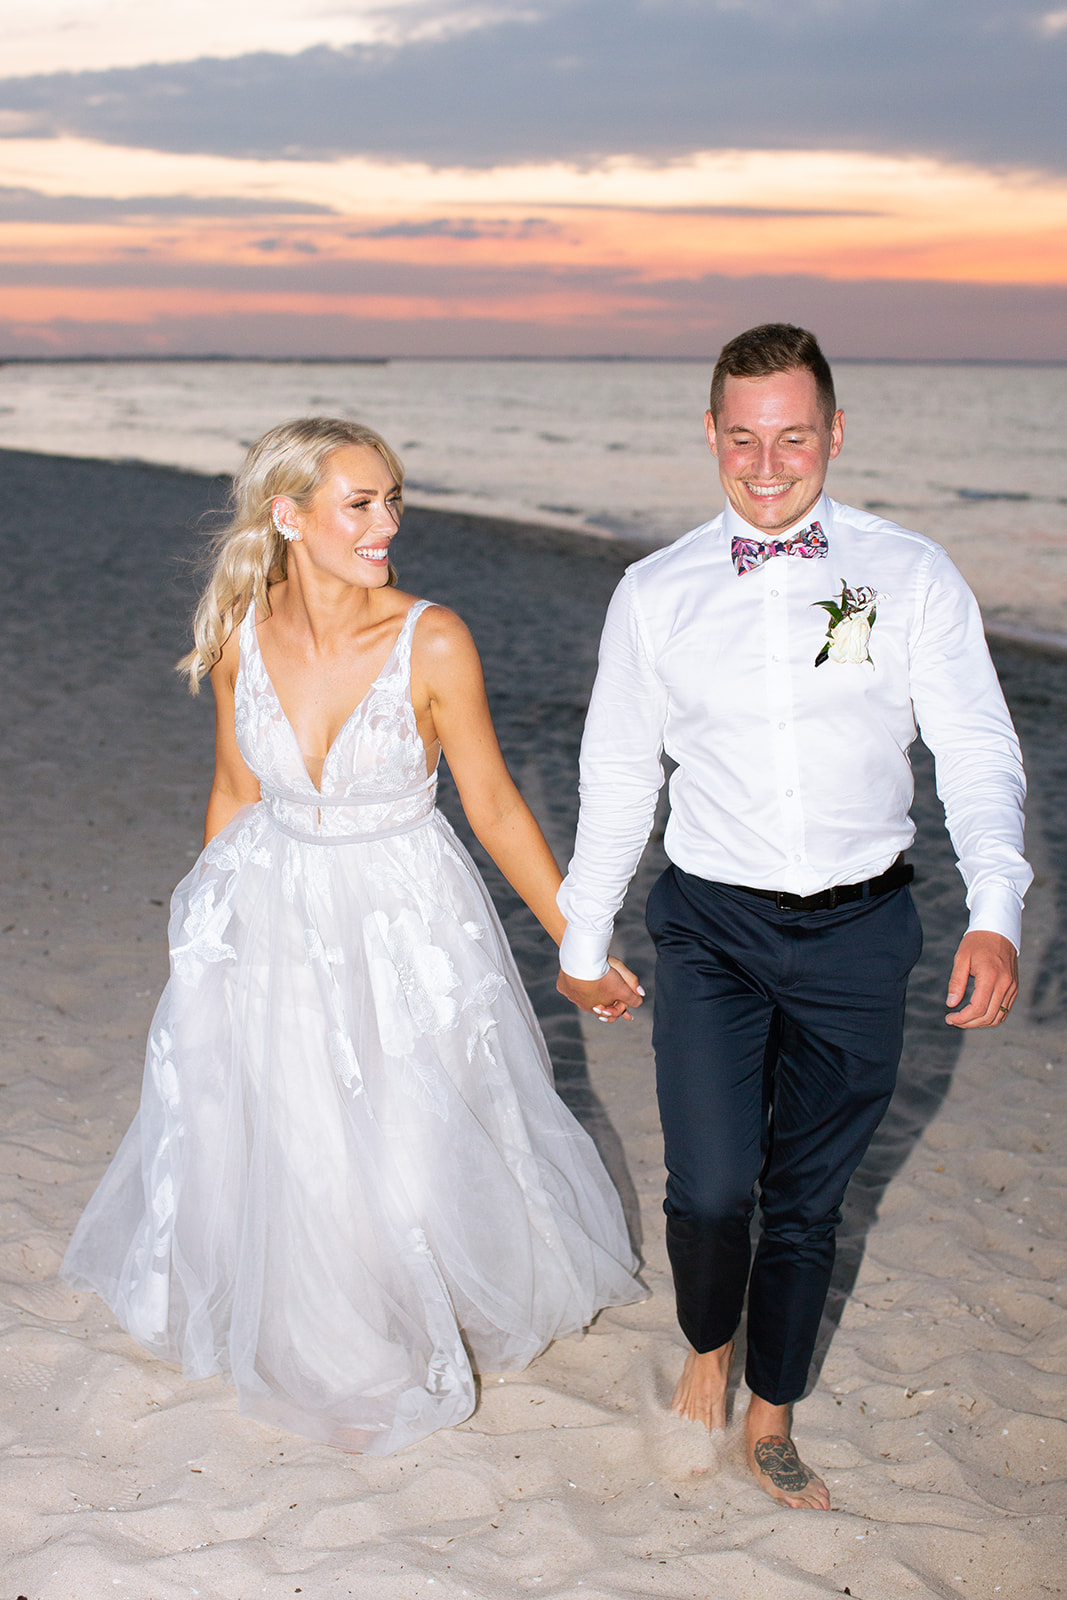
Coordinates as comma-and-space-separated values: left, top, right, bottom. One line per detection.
753, 1436, 815, 1495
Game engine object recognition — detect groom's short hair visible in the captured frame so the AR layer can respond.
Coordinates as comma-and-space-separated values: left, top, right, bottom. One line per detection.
709, 323, 837, 426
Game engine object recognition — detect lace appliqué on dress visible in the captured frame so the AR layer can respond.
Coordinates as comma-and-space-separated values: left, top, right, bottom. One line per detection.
170, 882, 237, 985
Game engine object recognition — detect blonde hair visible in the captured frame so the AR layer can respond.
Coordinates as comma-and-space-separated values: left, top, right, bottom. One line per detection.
177, 416, 404, 692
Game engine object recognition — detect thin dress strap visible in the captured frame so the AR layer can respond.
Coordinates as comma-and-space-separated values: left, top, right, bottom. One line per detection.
394, 598, 436, 684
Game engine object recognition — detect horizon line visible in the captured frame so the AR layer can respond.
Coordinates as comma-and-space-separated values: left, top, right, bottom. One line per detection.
3, 353, 1066, 368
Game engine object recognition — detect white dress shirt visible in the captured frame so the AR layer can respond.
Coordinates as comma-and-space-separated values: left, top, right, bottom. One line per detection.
558, 493, 1031, 980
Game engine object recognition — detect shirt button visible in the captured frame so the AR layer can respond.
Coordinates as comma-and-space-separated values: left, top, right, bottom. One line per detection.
770, 588, 779, 597
778, 721, 786, 730
793, 854, 802, 862
785, 789, 794, 797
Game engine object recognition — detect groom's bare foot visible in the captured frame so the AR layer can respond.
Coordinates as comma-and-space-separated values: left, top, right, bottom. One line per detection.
745, 1398, 830, 1509
670, 1341, 733, 1431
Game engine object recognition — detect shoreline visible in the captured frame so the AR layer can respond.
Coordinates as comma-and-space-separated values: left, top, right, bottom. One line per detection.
1, 447, 1064, 1599
4, 442, 1065, 657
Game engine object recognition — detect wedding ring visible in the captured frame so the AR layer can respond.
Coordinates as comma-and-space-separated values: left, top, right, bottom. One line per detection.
997, 1003, 1010, 1014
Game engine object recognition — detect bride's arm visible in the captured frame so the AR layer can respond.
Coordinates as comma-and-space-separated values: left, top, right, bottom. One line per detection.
412, 606, 642, 1017
413, 606, 567, 941
204, 630, 262, 846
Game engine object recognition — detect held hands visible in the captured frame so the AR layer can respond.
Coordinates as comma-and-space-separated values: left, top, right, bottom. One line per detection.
557, 957, 645, 1023
945, 930, 1018, 1028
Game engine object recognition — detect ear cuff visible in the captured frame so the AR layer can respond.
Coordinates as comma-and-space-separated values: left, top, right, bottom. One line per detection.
272, 510, 300, 542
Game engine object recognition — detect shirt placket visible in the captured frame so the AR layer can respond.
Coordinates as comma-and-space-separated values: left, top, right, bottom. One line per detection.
765, 559, 806, 882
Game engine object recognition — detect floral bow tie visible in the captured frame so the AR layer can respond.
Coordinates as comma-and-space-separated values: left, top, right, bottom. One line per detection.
731, 520, 828, 576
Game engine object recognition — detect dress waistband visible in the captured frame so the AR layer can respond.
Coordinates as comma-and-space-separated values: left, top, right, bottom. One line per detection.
268, 809, 436, 847
259, 771, 438, 846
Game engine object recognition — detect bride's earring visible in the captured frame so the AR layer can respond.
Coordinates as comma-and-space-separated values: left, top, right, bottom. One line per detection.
272, 510, 301, 542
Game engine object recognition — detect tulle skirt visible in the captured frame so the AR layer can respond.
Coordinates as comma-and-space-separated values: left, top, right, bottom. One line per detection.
62, 805, 640, 1453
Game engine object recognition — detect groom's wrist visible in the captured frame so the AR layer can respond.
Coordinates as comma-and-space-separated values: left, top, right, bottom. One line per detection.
558, 926, 612, 982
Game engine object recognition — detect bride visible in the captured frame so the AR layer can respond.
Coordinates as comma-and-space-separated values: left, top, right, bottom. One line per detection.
62, 416, 642, 1454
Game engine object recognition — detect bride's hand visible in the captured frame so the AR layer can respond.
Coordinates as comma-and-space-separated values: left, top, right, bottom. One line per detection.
596, 957, 644, 1021
606, 957, 643, 1000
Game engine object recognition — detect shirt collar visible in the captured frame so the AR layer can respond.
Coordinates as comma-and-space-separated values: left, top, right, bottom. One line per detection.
723, 492, 831, 548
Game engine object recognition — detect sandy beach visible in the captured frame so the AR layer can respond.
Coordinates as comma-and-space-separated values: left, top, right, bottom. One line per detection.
1, 447, 1064, 1599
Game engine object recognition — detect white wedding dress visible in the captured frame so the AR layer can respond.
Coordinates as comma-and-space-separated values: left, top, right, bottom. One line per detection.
62, 599, 639, 1453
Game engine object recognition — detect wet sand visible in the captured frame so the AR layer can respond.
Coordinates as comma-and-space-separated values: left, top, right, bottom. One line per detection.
1, 448, 1064, 1598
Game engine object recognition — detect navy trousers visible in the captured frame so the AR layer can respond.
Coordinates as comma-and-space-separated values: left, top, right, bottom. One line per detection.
645, 865, 923, 1405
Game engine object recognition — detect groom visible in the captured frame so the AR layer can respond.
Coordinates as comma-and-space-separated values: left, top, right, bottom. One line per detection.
556, 324, 1030, 1509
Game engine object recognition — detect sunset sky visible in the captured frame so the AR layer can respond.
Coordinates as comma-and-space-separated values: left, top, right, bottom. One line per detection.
1, 0, 1064, 359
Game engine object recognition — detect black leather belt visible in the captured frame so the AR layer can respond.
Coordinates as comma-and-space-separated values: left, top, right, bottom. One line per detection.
730, 856, 913, 912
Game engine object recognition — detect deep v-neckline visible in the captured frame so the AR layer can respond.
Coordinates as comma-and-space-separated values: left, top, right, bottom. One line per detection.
247, 604, 416, 795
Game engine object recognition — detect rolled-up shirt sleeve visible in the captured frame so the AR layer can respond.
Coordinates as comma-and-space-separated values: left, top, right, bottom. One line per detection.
558, 573, 669, 979
909, 547, 1032, 950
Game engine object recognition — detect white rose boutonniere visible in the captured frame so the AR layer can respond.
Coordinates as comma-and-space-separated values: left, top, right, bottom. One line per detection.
813, 581, 882, 668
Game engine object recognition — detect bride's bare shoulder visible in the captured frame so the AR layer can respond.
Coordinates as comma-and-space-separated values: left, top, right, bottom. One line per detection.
408, 604, 484, 700
409, 600, 474, 652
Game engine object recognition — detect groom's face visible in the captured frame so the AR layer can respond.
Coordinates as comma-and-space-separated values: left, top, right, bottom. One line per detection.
705, 369, 844, 533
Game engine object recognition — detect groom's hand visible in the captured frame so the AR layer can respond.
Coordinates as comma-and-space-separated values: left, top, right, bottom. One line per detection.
945, 930, 1018, 1028
557, 958, 645, 1022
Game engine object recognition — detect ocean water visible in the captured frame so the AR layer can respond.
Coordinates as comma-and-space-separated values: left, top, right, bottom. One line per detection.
0, 358, 1064, 634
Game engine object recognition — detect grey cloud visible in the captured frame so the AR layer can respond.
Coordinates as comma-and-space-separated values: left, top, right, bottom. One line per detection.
542, 204, 887, 218
0, 253, 624, 296
345, 217, 560, 238
0, 0, 1061, 172
0, 187, 337, 222
640, 275, 1067, 363
252, 236, 321, 252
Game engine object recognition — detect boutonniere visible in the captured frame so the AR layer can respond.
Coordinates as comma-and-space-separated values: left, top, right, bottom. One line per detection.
813, 582, 881, 667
